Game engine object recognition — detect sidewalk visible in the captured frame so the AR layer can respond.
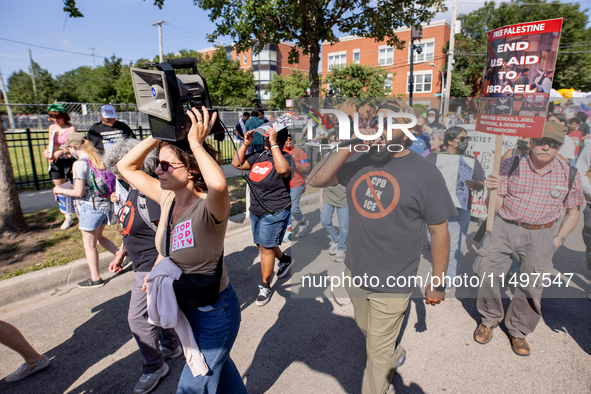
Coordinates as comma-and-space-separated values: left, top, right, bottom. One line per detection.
18, 164, 247, 214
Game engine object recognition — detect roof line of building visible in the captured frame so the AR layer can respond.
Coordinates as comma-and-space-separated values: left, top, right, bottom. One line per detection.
322, 19, 451, 45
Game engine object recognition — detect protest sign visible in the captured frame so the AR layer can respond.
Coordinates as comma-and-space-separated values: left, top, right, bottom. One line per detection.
56, 182, 76, 215
476, 18, 563, 138
254, 112, 300, 136
435, 154, 475, 210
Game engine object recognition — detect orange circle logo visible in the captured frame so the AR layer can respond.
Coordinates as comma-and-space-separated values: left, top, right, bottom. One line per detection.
351, 171, 400, 219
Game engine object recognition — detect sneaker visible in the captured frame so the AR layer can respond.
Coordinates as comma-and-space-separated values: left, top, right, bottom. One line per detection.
328, 242, 338, 255
256, 285, 272, 306
334, 250, 345, 263
5, 355, 50, 383
277, 255, 294, 279
77, 278, 105, 289
133, 363, 169, 394
396, 349, 406, 369
296, 219, 309, 238
60, 215, 75, 230
283, 227, 292, 243
160, 345, 183, 360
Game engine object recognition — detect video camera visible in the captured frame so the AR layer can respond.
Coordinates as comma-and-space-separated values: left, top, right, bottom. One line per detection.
130, 57, 225, 141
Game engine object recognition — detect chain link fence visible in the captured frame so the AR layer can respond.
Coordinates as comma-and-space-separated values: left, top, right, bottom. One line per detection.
2, 103, 296, 191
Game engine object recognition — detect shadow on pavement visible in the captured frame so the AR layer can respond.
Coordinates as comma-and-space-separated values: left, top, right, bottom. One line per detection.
243, 278, 366, 394
0, 292, 137, 394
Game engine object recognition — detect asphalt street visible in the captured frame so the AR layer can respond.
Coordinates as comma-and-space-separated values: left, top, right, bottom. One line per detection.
1, 201, 591, 393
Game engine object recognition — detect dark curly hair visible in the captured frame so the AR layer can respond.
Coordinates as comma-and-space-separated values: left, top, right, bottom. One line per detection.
157, 139, 221, 193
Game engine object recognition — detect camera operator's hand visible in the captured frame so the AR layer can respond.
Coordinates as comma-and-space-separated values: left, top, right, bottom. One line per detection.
187, 106, 217, 146
267, 128, 278, 146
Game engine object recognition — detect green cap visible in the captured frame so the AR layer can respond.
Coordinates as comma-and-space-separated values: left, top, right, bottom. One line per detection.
48, 104, 67, 114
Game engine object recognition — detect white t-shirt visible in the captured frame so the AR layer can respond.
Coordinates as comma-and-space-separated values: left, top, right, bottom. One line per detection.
558, 135, 576, 161
72, 153, 110, 207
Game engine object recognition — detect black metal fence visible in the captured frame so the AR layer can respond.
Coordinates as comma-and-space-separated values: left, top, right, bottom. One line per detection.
7, 126, 243, 191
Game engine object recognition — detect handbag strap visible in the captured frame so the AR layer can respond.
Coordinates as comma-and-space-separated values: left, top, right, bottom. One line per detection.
165, 200, 176, 257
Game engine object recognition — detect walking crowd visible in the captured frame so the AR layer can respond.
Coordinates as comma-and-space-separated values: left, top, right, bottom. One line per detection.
2, 98, 591, 394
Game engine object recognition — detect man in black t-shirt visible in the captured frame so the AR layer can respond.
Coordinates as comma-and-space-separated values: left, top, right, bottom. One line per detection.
87, 105, 136, 153
309, 107, 457, 394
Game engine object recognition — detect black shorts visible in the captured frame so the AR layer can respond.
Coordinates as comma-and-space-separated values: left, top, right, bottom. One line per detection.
49, 157, 76, 180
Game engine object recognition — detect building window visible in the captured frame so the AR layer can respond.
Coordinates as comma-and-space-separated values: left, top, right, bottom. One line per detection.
384, 73, 393, 92
378, 47, 394, 66
353, 50, 360, 64
251, 46, 278, 67
407, 72, 432, 93
243, 54, 247, 64
411, 42, 435, 63
226, 51, 233, 61
328, 53, 346, 70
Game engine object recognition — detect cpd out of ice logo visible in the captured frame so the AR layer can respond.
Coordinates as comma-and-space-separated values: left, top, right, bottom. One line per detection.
307, 109, 418, 142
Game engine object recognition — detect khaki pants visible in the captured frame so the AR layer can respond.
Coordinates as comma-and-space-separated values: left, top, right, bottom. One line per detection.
344, 268, 411, 394
474, 216, 557, 338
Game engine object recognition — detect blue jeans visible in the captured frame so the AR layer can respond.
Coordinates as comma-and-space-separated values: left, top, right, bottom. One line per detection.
446, 208, 471, 286
177, 283, 247, 394
290, 185, 305, 223
320, 203, 349, 252
250, 209, 291, 248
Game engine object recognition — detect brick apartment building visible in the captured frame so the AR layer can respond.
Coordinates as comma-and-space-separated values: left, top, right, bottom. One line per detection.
321, 19, 450, 102
199, 43, 310, 104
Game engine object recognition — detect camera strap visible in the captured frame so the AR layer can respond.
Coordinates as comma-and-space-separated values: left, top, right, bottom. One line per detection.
165, 200, 175, 257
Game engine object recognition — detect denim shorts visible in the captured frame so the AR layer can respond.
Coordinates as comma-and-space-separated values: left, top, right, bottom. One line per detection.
76, 201, 111, 231
250, 209, 290, 248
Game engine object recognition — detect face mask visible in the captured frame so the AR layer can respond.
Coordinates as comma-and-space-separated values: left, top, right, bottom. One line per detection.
516, 140, 529, 151
455, 141, 468, 153
427, 117, 435, 124
69, 148, 79, 159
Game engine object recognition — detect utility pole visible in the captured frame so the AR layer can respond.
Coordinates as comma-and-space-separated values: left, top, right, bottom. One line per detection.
0, 66, 15, 130
29, 49, 42, 130
409, 39, 414, 107
90, 47, 96, 68
444, 0, 457, 117
152, 21, 165, 62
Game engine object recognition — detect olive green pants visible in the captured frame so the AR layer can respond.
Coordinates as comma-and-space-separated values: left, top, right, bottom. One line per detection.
344, 268, 412, 394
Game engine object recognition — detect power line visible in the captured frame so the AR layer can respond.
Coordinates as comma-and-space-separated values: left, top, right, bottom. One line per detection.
0, 37, 134, 62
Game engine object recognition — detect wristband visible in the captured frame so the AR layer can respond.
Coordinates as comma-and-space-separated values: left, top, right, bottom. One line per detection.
554, 235, 565, 244
244, 142, 250, 147
271, 145, 280, 150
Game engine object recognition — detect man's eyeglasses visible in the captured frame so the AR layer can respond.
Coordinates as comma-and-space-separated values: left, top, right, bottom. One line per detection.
154, 158, 185, 172
532, 138, 562, 149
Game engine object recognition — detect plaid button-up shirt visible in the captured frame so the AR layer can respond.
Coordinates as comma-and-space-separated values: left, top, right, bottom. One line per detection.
497, 155, 585, 225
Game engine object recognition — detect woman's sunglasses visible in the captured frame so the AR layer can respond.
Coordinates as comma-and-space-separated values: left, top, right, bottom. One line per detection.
532, 138, 562, 149
454, 137, 468, 143
154, 158, 185, 172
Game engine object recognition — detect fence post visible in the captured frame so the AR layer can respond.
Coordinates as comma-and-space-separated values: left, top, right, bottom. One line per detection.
26, 128, 40, 191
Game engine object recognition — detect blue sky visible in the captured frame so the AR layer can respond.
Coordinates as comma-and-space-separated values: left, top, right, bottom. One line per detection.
1, 0, 589, 89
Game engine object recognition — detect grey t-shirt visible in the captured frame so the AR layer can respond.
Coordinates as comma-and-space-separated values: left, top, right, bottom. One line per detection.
323, 184, 347, 208
336, 151, 458, 293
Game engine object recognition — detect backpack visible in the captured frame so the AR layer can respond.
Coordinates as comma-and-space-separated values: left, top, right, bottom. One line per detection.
80, 158, 116, 199
473, 154, 577, 242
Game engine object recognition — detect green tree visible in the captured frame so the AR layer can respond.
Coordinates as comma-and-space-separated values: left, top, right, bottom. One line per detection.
325, 64, 391, 97
7, 61, 58, 106
266, 71, 310, 109
194, 47, 255, 107
450, 0, 591, 95
62, 0, 444, 97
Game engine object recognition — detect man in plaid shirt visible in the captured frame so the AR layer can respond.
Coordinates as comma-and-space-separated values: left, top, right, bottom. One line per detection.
473, 121, 585, 356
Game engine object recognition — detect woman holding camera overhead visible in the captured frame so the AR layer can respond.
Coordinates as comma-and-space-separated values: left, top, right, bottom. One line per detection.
43, 104, 77, 229
118, 107, 247, 394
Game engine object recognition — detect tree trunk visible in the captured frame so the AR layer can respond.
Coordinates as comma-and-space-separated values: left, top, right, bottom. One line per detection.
0, 119, 28, 235
309, 43, 321, 97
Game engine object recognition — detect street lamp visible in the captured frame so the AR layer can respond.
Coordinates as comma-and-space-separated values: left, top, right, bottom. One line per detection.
429, 62, 444, 115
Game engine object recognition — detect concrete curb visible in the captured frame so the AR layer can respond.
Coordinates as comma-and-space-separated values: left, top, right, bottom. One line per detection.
1, 192, 321, 304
